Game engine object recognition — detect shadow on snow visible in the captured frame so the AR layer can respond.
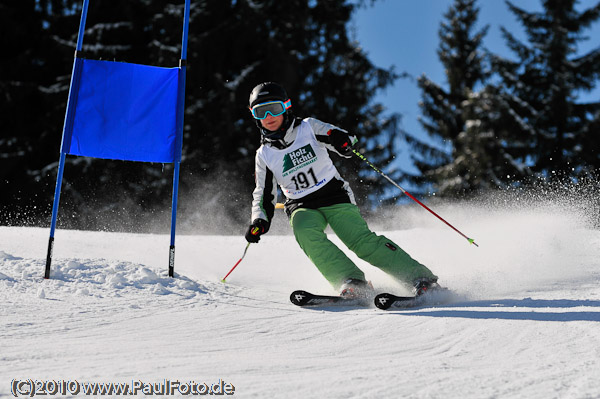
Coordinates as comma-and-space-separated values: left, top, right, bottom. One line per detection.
391, 298, 600, 322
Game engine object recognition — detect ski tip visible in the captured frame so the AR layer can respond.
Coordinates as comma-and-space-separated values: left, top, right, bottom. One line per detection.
290, 290, 310, 306
374, 293, 395, 310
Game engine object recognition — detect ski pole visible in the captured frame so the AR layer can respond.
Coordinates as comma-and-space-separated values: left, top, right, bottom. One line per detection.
352, 149, 478, 247
221, 227, 259, 282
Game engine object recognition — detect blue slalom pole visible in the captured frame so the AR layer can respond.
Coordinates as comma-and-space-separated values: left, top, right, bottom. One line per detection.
169, 162, 181, 277
181, 0, 190, 60
168, 0, 190, 277
45, 0, 90, 279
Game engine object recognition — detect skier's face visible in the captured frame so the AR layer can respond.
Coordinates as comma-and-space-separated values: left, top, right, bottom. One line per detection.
260, 113, 284, 131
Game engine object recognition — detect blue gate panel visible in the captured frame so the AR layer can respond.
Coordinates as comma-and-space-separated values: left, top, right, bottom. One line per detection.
67, 59, 180, 163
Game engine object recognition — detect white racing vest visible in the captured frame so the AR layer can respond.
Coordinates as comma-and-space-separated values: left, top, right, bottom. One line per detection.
257, 119, 342, 199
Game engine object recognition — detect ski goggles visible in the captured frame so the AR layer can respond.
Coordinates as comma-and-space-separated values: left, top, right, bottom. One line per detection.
250, 100, 292, 120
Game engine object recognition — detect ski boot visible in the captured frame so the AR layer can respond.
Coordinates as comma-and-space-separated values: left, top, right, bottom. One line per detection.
413, 279, 441, 296
340, 278, 375, 299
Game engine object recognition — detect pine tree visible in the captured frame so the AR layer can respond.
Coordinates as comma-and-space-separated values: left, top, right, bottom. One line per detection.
0, 0, 80, 224
493, 0, 600, 181
457, 85, 536, 191
410, 0, 490, 196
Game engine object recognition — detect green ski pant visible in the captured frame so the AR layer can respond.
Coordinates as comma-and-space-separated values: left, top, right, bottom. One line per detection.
290, 203, 437, 289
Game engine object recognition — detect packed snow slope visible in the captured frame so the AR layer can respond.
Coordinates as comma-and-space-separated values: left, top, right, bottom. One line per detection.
1, 199, 600, 398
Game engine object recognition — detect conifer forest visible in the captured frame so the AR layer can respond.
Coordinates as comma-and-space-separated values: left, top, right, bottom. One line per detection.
1, 0, 599, 231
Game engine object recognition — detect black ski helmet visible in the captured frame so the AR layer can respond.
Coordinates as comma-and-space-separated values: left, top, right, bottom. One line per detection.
249, 82, 294, 140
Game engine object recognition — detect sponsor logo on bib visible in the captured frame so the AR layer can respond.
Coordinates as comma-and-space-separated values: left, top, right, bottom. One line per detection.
282, 144, 317, 175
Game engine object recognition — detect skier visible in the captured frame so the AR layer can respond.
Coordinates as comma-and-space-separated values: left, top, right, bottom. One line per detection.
245, 82, 439, 298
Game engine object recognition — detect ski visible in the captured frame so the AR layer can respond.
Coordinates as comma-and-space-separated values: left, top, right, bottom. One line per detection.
374, 289, 453, 310
290, 290, 369, 307
374, 293, 420, 310
291, 289, 453, 309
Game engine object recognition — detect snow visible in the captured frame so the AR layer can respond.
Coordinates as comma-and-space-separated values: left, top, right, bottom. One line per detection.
1, 201, 600, 398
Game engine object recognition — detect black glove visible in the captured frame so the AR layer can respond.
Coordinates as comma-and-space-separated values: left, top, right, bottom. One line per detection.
245, 219, 270, 243
327, 129, 354, 155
